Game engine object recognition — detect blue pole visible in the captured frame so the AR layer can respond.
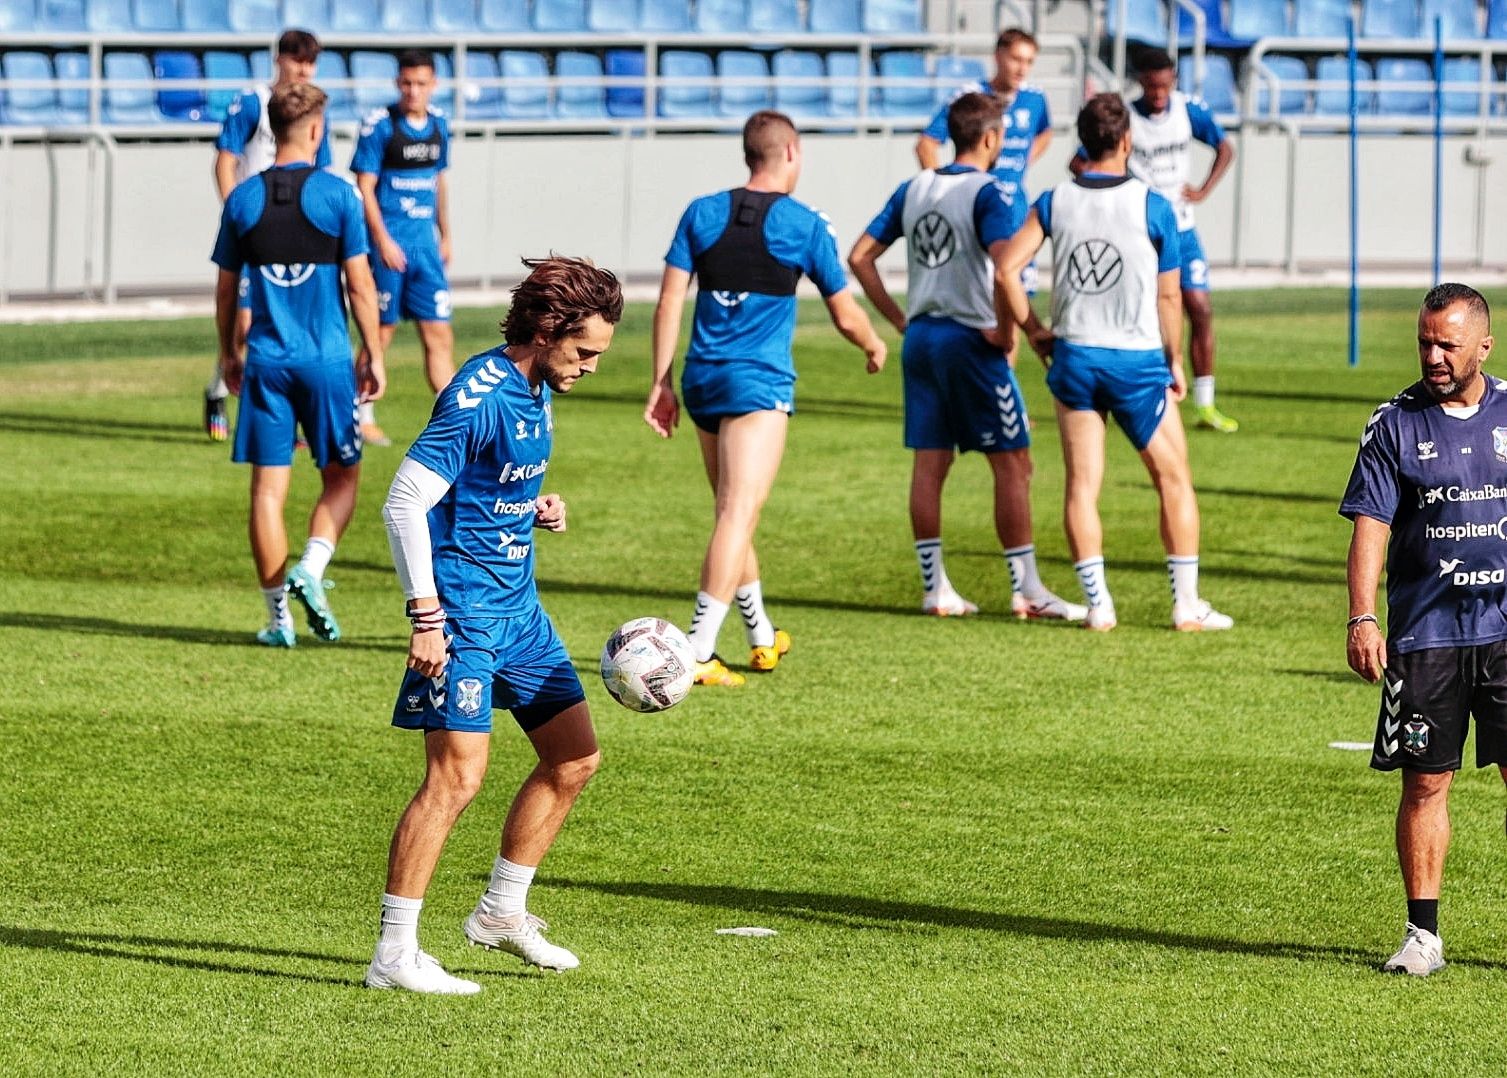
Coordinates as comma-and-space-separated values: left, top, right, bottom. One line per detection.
1348, 14, 1359, 368
1432, 16, 1443, 286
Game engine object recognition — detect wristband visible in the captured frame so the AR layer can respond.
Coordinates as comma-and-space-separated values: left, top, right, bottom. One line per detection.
1346, 613, 1378, 629
407, 604, 447, 633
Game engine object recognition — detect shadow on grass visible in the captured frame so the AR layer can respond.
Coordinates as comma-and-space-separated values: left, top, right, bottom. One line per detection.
538, 576, 918, 618
1221, 388, 1390, 408
1197, 485, 1337, 506
0, 612, 404, 653
1279, 668, 1366, 685
0, 410, 204, 446
550, 879, 1507, 972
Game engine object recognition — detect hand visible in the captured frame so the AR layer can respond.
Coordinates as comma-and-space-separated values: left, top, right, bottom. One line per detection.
406, 627, 449, 679
865, 339, 887, 374
1182, 184, 1207, 205
1168, 357, 1187, 402
980, 325, 1009, 350
1026, 325, 1055, 365
358, 348, 387, 403
535, 493, 567, 532
439, 235, 452, 267
888, 314, 907, 335
1346, 620, 1387, 683
219, 350, 245, 397
644, 380, 680, 438
379, 236, 407, 272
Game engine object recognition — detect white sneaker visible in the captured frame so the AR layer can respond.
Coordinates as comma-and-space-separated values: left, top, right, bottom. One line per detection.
1084, 604, 1117, 632
463, 909, 580, 971
364, 948, 481, 995
922, 588, 978, 617
1172, 599, 1234, 632
1381, 923, 1445, 977
1012, 590, 1088, 622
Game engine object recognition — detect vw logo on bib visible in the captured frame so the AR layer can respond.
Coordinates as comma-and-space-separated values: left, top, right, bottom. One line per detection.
259, 263, 317, 288
1065, 240, 1123, 295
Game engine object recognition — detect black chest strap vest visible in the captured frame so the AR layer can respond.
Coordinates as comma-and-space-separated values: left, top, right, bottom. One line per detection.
693, 188, 801, 296
240, 168, 341, 266
382, 106, 444, 171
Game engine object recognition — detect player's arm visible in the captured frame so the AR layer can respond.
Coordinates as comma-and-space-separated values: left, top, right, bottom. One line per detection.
982, 238, 1018, 360
824, 290, 886, 374
436, 171, 452, 266
646, 264, 691, 437
383, 457, 455, 677
1346, 514, 1390, 682
355, 172, 406, 272
846, 234, 905, 335
1186, 138, 1235, 205
214, 268, 242, 393
1157, 267, 1185, 398
1028, 128, 1052, 165
213, 150, 240, 202
344, 254, 386, 402
998, 210, 1051, 362
915, 133, 944, 169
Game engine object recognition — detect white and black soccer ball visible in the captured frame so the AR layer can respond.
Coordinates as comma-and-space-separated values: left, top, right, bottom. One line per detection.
600, 617, 695, 713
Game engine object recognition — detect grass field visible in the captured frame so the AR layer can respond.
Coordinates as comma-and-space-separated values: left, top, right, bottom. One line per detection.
2, 288, 1505, 1074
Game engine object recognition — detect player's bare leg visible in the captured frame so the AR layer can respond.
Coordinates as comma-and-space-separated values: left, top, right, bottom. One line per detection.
988, 448, 1085, 622
246, 464, 297, 646
285, 461, 360, 643
1185, 289, 1236, 432
910, 449, 974, 616
1383, 769, 1452, 975
418, 319, 456, 394
1056, 404, 1115, 630
204, 308, 251, 441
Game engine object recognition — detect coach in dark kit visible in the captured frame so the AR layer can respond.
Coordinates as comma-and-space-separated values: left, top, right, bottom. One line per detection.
1340, 282, 1501, 977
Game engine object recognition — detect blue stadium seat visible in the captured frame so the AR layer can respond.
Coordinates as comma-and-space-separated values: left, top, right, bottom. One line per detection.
640, 0, 690, 30
38, 0, 86, 30
249, 51, 271, 82
462, 50, 503, 119
1230, 0, 1289, 38
718, 50, 770, 118
1177, 0, 1246, 46
533, 0, 586, 31
182, 0, 230, 31
500, 50, 549, 119
658, 50, 714, 118
1491, 0, 1507, 38
555, 50, 606, 119
478, 0, 527, 31
283, 0, 332, 32
1361, 0, 1420, 38
1256, 54, 1309, 114
749, 0, 800, 33
432, 0, 477, 31
1, 51, 58, 126
133, 0, 177, 31
826, 51, 872, 115
330, 0, 378, 32
229, 0, 278, 31
773, 51, 825, 118
695, 0, 747, 33
604, 49, 645, 117
316, 51, 357, 122
55, 51, 90, 123
933, 53, 986, 102
588, 0, 637, 31
1375, 57, 1431, 113
808, 0, 860, 33
351, 51, 398, 116
431, 51, 454, 113
86, 0, 131, 30
1105, 0, 1166, 45
1178, 53, 1237, 113
1441, 56, 1486, 115
382, 0, 428, 32
1315, 56, 1376, 114
154, 50, 207, 122
203, 50, 250, 122
864, 0, 921, 33
1294, 0, 1349, 37
1422, 0, 1477, 38
0, 0, 36, 30
103, 52, 164, 124
876, 51, 929, 117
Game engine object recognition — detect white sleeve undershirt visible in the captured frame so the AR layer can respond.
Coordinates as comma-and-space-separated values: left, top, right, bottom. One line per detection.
382, 457, 453, 602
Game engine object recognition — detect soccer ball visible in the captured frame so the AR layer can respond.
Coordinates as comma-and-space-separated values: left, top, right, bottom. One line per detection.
600, 617, 696, 713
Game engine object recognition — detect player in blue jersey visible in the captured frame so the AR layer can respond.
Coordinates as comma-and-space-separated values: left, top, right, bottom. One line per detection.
367, 257, 623, 996
203, 28, 331, 442
645, 111, 886, 687
849, 92, 1084, 622
351, 49, 455, 449
1341, 284, 1501, 977
211, 83, 384, 648
1000, 94, 1231, 633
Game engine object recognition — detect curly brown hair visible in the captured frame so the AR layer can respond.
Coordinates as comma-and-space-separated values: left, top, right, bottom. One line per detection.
501, 256, 624, 345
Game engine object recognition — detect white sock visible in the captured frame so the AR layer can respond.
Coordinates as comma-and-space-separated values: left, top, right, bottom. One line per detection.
378, 892, 422, 962
735, 580, 775, 648
298, 536, 335, 580
479, 856, 535, 919
261, 584, 291, 628
1193, 376, 1215, 409
687, 591, 730, 663
915, 538, 949, 595
1167, 555, 1199, 609
206, 370, 228, 399
1074, 557, 1111, 610
1003, 544, 1045, 599
358, 400, 376, 425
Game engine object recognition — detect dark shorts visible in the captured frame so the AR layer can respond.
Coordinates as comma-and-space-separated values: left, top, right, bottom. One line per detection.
1370, 641, 1507, 773
902, 316, 1029, 454
682, 359, 794, 434
231, 358, 361, 469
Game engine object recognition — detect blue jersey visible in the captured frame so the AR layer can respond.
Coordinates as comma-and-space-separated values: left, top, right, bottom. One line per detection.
666, 188, 849, 378
211, 163, 368, 368
1340, 377, 1507, 654
215, 87, 333, 177
407, 346, 554, 619
922, 81, 1051, 196
350, 105, 450, 248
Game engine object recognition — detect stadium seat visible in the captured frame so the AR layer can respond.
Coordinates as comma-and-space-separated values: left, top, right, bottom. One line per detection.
330, 0, 378, 32
283, 0, 332, 32
604, 49, 645, 117
555, 50, 606, 119
181, 0, 230, 31
772, 50, 826, 118
478, 0, 528, 31
1, 51, 59, 126
533, 0, 586, 31
154, 50, 207, 122
876, 51, 929, 117
315, 51, 357, 122
658, 50, 715, 118
1375, 57, 1432, 113
695, 0, 747, 33
748, 0, 800, 33
103, 52, 164, 124
249, 50, 271, 82
588, 0, 636, 31
228, 0, 278, 32
461, 50, 503, 119
133, 0, 177, 31
1178, 53, 1237, 113
381, 0, 427, 32
0, 0, 37, 30
1255, 54, 1309, 115
864, 0, 921, 33
826, 51, 872, 116
640, 0, 690, 30
1361, 0, 1420, 38
718, 50, 771, 118
1421, 0, 1478, 39
432, 0, 477, 31
1491, 0, 1507, 38
499, 50, 549, 119
1229, 0, 1288, 38
431, 50, 454, 113
933, 53, 986, 101
86, 0, 130, 30
808, 0, 860, 33
55, 51, 89, 123
350, 51, 398, 116
1314, 55, 1376, 114
1441, 56, 1486, 115
37, 0, 85, 30
1293, 0, 1350, 37
203, 50, 251, 122
1104, 0, 1167, 45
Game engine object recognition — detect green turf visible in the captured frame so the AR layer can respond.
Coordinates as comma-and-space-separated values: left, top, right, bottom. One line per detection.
2, 289, 1504, 1074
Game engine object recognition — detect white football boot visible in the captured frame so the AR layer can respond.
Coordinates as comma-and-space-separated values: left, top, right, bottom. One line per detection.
922, 586, 978, 617
1012, 590, 1088, 622
464, 909, 580, 971
1381, 923, 1445, 977
364, 949, 481, 995
1172, 599, 1234, 632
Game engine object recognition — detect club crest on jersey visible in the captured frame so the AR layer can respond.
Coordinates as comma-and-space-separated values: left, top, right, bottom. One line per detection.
259, 263, 316, 288
1493, 427, 1507, 463
1065, 240, 1123, 294
1402, 719, 1428, 754
1014, 108, 1030, 129
455, 678, 483, 716
1416, 441, 1437, 461
911, 211, 957, 268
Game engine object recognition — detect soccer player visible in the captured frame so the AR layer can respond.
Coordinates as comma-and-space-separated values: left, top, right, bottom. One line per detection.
1340, 283, 1501, 977
351, 49, 455, 449
999, 93, 1232, 633
211, 83, 384, 647
848, 92, 1083, 621
205, 28, 333, 442
366, 256, 623, 996
644, 110, 887, 688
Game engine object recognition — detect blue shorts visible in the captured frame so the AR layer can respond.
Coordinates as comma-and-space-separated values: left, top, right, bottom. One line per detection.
1178, 228, 1209, 292
237, 267, 251, 311
1046, 342, 1172, 451
373, 242, 451, 325
231, 358, 361, 468
902, 316, 1029, 453
682, 359, 794, 434
392, 605, 586, 734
